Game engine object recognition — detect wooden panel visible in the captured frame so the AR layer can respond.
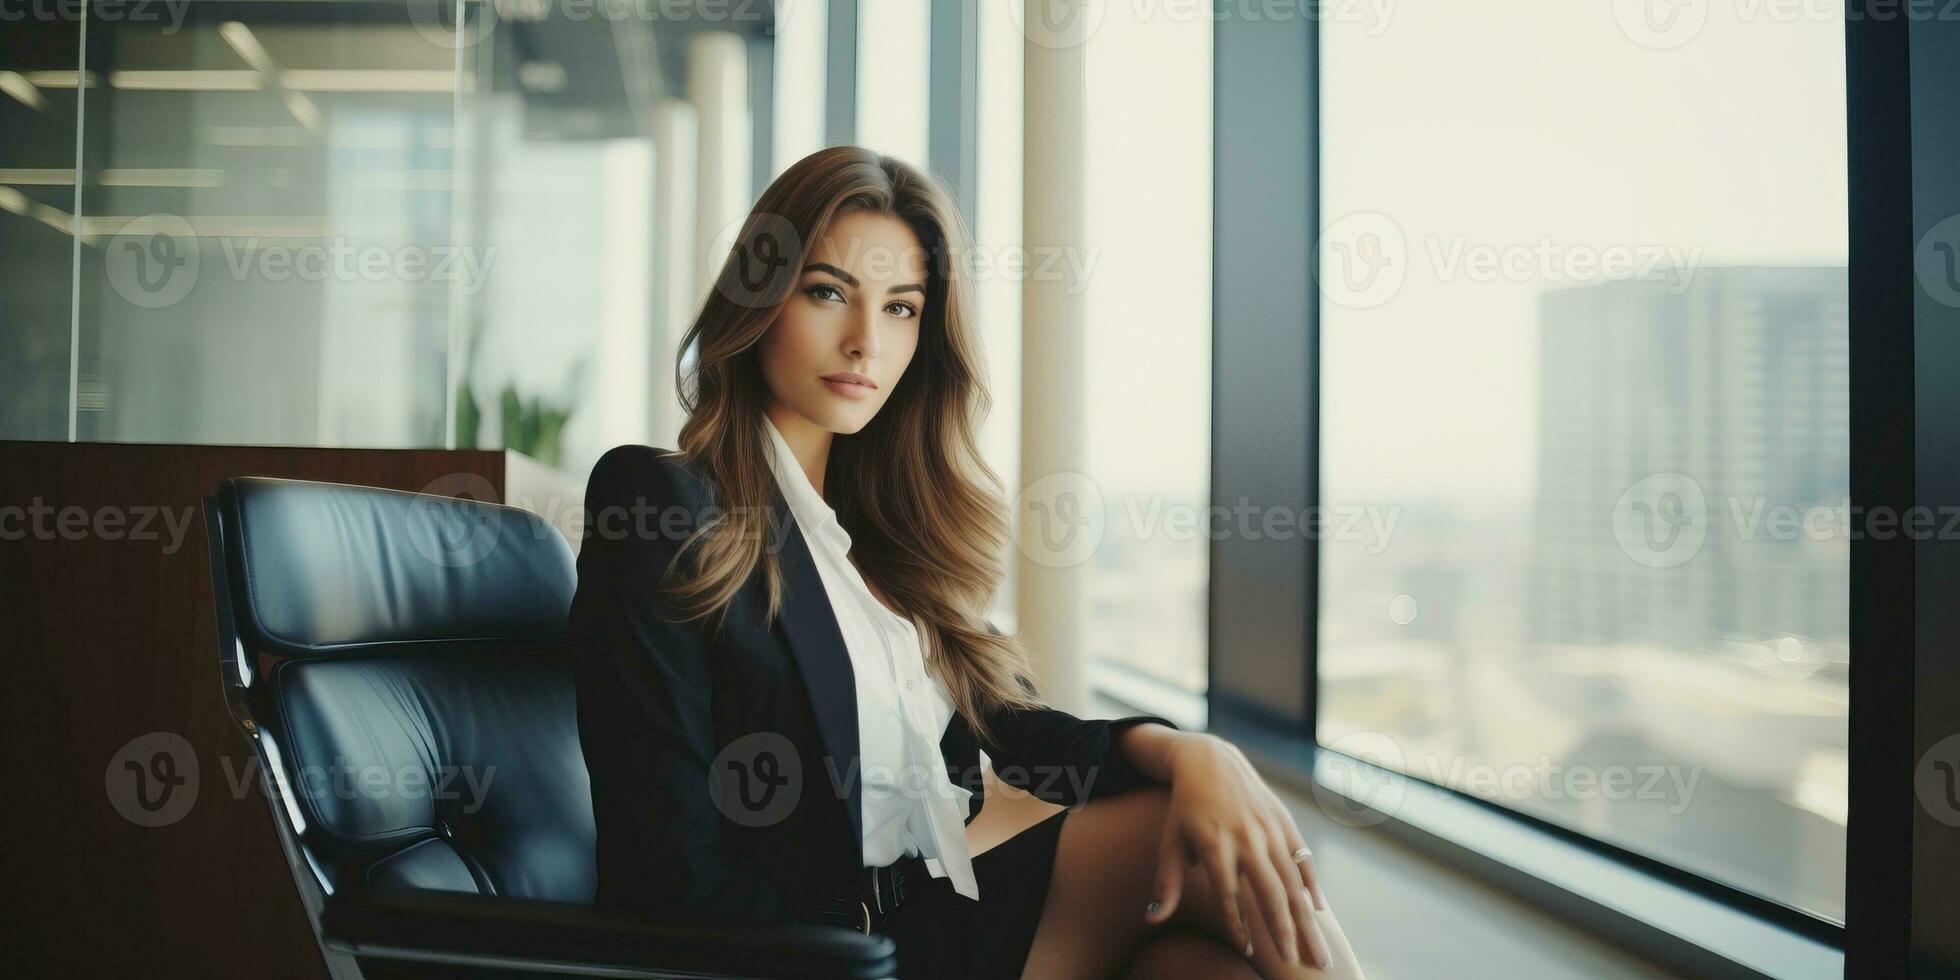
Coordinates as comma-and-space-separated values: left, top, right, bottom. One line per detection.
0, 442, 506, 977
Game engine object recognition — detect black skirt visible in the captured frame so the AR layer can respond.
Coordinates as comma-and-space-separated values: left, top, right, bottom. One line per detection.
876, 808, 1071, 979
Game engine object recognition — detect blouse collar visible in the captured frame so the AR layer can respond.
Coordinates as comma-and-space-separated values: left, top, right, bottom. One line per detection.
761, 413, 854, 557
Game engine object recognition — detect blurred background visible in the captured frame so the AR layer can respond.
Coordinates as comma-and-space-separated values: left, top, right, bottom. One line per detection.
0, 0, 1213, 690
11, 1, 1930, 977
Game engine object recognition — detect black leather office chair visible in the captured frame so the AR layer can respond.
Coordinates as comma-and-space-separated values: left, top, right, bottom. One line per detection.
204, 475, 896, 978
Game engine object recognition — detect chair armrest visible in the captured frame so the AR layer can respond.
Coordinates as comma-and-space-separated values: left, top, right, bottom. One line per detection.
320, 889, 897, 979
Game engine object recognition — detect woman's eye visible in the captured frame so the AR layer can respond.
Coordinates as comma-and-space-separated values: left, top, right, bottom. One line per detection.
805, 283, 844, 302
886, 302, 919, 319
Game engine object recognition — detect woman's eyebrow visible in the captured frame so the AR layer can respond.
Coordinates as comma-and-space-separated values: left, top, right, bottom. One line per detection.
803, 262, 924, 297
802, 262, 858, 287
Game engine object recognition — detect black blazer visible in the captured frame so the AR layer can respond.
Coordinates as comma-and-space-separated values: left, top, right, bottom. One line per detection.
569, 444, 1179, 924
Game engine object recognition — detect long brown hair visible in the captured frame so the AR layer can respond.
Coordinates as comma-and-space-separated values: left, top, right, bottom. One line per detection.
664, 144, 1044, 744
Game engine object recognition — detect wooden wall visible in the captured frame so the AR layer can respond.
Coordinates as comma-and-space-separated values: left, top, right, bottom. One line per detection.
0, 442, 521, 977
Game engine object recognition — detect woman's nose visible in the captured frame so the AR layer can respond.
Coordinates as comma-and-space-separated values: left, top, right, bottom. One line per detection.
844, 308, 880, 359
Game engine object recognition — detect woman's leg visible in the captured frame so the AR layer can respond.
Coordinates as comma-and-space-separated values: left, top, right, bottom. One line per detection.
1018, 785, 1368, 980
1118, 927, 1259, 980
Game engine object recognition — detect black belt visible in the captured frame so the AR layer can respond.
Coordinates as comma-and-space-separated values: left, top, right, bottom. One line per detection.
809, 854, 934, 934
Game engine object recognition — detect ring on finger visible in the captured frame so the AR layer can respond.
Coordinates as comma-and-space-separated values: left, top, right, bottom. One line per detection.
1290, 846, 1312, 863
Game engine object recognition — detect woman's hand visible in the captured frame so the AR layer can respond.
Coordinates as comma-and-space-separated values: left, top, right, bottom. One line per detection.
1142, 734, 1330, 968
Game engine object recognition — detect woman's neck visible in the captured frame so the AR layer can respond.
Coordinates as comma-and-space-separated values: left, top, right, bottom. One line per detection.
764, 402, 834, 500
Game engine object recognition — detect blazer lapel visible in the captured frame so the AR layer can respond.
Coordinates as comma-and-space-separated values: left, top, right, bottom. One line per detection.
768, 489, 865, 867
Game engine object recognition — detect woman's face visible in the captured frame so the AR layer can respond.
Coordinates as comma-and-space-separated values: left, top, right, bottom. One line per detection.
758, 210, 927, 434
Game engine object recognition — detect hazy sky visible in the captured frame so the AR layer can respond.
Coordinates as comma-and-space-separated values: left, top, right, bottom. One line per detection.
1319, 0, 1848, 504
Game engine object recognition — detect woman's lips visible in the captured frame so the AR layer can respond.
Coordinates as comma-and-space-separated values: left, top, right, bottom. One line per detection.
821, 376, 877, 399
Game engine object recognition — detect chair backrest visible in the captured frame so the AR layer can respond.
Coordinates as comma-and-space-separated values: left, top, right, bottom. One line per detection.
207, 475, 594, 905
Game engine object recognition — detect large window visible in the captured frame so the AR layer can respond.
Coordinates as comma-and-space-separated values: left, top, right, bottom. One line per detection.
1084, 2, 1212, 696
1317, 2, 1849, 922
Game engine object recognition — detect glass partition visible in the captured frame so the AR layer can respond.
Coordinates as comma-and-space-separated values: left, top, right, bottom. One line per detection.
6, 0, 782, 486
76, 3, 459, 447
0, 16, 83, 441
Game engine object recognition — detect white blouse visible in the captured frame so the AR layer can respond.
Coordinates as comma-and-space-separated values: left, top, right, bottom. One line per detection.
760, 415, 981, 901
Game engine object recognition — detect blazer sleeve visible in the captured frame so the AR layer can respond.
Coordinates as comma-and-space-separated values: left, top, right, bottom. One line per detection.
976, 622, 1182, 808
570, 445, 797, 924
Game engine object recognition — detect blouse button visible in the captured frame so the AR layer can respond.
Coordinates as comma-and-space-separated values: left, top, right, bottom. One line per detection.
905, 678, 919, 691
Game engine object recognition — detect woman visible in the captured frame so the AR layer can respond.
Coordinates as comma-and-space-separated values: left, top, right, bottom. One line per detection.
570, 145, 1366, 979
